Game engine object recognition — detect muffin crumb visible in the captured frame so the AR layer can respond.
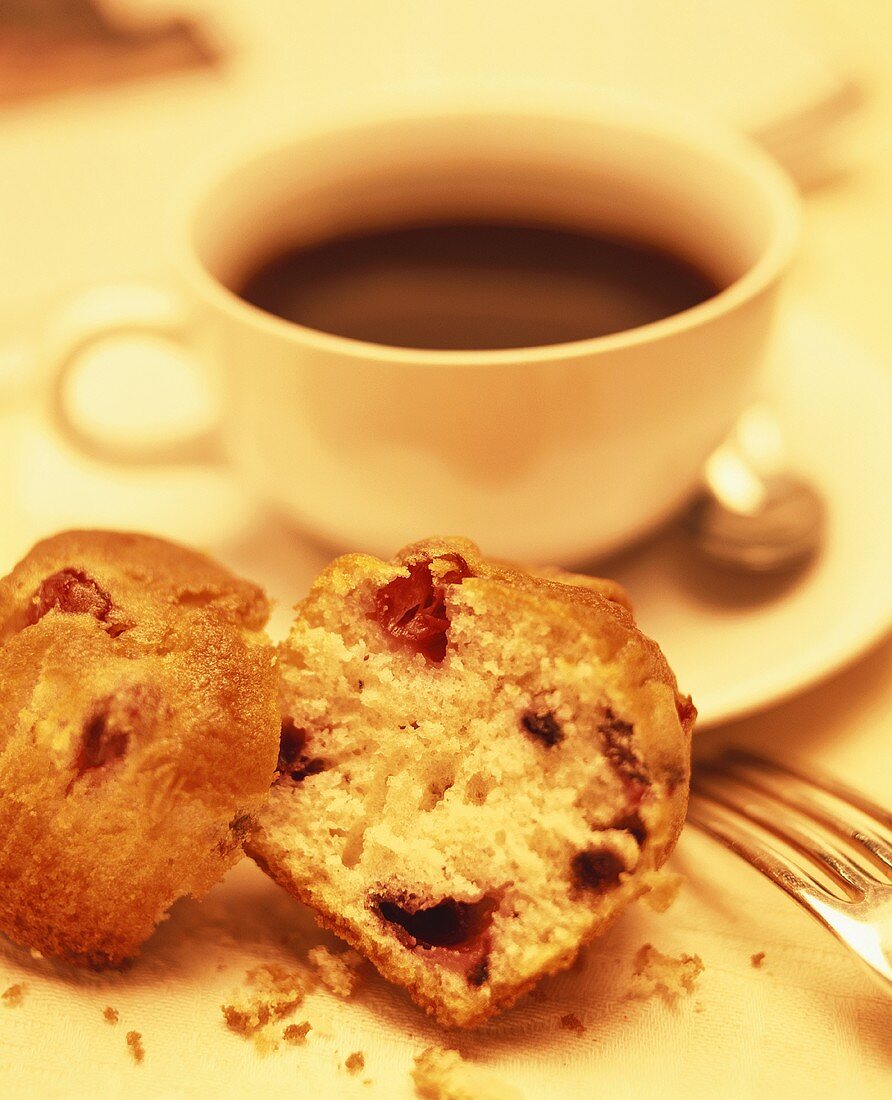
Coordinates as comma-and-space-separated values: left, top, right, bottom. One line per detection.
630, 943, 703, 1003
283, 1021, 311, 1045
412, 1047, 523, 1100
750, 951, 766, 968
221, 964, 307, 1037
2, 983, 24, 1007
307, 945, 364, 998
345, 1051, 365, 1074
638, 870, 685, 913
559, 1012, 585, 1035
103, 1006, 119, 1024
126, 1031, 144, 1064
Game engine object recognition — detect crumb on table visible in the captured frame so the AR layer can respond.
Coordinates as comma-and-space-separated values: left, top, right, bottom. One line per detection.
307, 945, 365, 998
126, 1030, 145, 1064
2, 984, 24, 1007
411, 1047, 523, 1100
345, 1051, 365, 1075
103, 1006, 119, 1024
221, 964, 307, 1037
559, 1013, 585, 1035
630, 943, 704, 1004
638, 870, 685, 913
751, 952, 766, 968
283, 1021, 311, 1045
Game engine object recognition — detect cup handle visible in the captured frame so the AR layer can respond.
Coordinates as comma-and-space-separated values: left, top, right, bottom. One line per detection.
41, 283, 225, 466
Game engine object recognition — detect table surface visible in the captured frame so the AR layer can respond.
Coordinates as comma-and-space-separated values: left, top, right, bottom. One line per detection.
0, 2, 890, 1098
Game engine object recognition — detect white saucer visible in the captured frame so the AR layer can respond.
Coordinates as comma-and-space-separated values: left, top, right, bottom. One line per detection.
0, 310, 889, 730
597, 311, 892, 728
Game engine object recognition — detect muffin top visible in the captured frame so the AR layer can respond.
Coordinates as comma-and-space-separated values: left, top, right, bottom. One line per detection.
0, 530, 279, 966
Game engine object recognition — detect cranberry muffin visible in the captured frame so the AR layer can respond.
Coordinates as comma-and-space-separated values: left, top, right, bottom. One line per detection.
0, 530, 279, 967
248, 537, 694, 1027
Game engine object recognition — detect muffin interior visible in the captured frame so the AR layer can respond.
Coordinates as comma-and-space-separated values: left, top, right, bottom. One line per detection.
253, 548, 689, 1024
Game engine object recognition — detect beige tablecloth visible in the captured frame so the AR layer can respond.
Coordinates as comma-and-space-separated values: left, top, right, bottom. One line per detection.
0, 2, 890, 1097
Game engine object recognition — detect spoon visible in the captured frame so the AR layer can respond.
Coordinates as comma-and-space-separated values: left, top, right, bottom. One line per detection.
685, 405, 826, 572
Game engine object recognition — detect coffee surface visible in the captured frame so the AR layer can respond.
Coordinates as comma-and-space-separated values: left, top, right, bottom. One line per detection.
237, 223, 721, 350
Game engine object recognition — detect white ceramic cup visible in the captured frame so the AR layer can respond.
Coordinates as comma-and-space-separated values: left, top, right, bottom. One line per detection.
43, 93, 799, 563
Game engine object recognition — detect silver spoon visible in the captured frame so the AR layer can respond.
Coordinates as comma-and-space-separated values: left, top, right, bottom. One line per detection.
685, 405, 826, 572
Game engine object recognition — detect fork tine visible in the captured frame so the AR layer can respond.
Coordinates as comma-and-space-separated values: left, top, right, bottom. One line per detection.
688, 792, 892, 993
725, 751, 892, 829
685, 793, 838, 907
723, 750, 892, 873
693, 771, 874, 894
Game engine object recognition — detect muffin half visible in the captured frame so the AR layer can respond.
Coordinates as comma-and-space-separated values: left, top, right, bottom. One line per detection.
249, 537, 694, 1026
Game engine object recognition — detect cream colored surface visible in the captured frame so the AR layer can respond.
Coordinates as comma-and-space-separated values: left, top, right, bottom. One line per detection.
0, 1, 891, 1098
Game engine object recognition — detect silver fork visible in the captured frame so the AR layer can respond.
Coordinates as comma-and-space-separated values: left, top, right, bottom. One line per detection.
687, 749, 892, 992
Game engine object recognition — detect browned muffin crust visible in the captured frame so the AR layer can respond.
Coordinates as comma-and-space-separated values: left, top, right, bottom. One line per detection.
0, 530, 280, 966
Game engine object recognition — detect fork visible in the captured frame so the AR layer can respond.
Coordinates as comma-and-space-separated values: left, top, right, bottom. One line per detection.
686, 749, 892, 992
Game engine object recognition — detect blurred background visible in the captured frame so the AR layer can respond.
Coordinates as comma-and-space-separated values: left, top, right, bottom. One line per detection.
0, 0, 886, 338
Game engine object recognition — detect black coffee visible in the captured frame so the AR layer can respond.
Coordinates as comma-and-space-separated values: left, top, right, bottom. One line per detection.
237, 223, 721, 350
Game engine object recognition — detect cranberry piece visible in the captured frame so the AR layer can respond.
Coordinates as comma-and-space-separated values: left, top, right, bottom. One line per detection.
228, 813, 253, 841
560, 1013, 586, 1035
373, 554, 471, 664
521, 709, 564, 747
611, 777, 649, 843
278, 717, 307, 767
288, 758, 326, 782
466, 958, 489, 987
28, 569, 124, 635
571, 849, 626, 893
622, 777, 648, 811
675, 695, 697, 732
611, 810, 648, 846
375, 894, 495, 950
66, 685, 163, 792
74, 711, 129, 778
276, 717, 325, 783
598, 708, 649, 786
217, 813, 254, 854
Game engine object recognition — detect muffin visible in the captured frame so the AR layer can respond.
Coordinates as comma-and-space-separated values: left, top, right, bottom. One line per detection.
0, 530, 280, 967
248, 537, 694, 1027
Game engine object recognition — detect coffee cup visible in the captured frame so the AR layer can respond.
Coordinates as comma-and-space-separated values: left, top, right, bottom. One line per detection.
42, 91, 799, 563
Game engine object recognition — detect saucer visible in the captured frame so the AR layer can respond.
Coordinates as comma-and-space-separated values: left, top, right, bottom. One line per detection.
0, 310, 888, 730
597, 310, 892, 728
